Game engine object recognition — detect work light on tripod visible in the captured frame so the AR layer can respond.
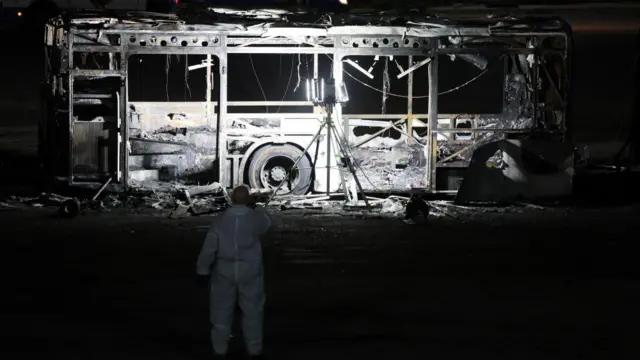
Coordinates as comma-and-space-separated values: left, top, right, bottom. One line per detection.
305, 77, 349, 106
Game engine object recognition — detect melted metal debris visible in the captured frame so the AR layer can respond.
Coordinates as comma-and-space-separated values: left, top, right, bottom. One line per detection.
271, 196, 549, 221
65, 6, 569, 33
4, 193, 73, 208
2, 184, 556, 220
0, 182, 228, 217
125, 181, 228, 216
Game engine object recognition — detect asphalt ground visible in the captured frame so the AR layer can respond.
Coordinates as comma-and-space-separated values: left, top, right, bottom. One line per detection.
0, 203, 639, 359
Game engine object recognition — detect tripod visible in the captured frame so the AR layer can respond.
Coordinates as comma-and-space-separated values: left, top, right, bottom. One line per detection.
264, 104, 370, 210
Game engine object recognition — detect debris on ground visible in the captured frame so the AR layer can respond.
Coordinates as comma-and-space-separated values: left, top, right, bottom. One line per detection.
126, 181, 228, 217
2, 192, 89, 218
0, 180, 558, 221
379, 198, 405, 215
0, 181, 229, 218
169, 201, 192, 219
0, 201, 16, 210
6, 192, 73, 208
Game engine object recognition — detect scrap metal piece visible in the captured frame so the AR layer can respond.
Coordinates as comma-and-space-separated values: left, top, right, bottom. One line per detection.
92, 177, 113, 201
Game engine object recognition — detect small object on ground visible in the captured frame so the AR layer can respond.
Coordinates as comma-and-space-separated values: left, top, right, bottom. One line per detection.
169, 202, 191, 218
280, 203, 323, 211
181, 189, 193, 206
59, 198, 82, 218
404, 195, 430, 224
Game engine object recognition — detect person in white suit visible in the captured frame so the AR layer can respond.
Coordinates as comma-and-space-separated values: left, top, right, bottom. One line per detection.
197, 185, 272, 359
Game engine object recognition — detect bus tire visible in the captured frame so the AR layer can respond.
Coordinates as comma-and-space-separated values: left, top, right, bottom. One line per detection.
246, 144, 313, 195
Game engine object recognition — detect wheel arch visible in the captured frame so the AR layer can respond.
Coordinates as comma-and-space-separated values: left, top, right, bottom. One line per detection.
238, 140, 315, 186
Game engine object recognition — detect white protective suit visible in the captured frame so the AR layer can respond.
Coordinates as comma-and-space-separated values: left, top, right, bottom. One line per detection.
196, 204, 272, 356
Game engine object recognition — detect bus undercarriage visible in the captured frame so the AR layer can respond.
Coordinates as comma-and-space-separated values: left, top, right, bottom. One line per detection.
40, 7, 574, 201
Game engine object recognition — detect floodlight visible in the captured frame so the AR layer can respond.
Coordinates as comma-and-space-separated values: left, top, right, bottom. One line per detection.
305, 77, 349, 105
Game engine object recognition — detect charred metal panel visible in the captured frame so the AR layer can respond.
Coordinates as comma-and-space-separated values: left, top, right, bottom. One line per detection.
455, 138, 574, 204
72, 121, 111, 175
129, 102, 210, 132
130, 139, 186, 155
350, 143, 427, 191
347, 122, 426, 191
476, 73, 534, 130
129, 153, 189, 175
436, 71, 537, 166
128, 101, 218, 180
227, 117, 282, 155
344, 64, 537, 191
230, 117, 281, 130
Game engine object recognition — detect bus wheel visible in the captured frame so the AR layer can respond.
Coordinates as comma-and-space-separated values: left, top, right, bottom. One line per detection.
247, 144, 312, 195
